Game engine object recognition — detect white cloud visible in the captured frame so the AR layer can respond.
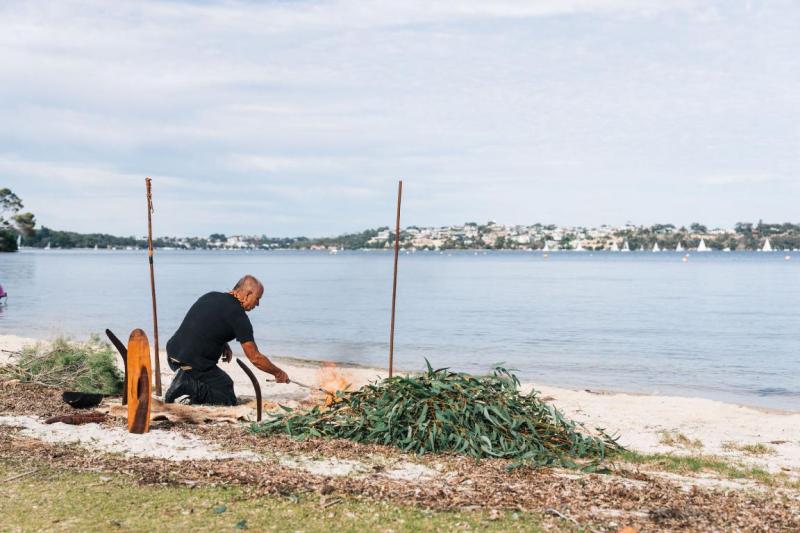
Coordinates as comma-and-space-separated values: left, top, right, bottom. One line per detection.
1, 0, 798, 235
700, 175, 780, 186
0, 155, 142, 189
0, 154, 222, 192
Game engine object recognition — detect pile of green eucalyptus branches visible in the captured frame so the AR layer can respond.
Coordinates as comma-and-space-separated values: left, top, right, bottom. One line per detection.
252, 362, 621, 469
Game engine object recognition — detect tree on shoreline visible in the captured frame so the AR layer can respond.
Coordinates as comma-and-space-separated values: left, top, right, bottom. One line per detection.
0, 188, 37, 252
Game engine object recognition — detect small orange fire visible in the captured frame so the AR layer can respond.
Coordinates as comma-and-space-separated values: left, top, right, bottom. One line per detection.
317, 362, 350, 405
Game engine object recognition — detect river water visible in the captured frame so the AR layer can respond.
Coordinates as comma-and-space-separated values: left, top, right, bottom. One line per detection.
1, 249, 798, 410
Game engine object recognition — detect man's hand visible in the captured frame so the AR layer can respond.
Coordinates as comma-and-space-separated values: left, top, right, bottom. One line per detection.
221, 343, 233, 363
272, 367, 289, 384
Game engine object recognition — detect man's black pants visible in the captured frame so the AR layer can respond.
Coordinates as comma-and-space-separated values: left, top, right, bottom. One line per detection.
165, 359, 237, 406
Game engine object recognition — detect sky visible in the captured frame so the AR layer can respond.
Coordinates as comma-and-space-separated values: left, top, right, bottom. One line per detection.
1, 0, 798, 237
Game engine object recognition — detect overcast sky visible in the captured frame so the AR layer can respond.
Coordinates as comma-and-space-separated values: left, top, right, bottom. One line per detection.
1, 0, 798, 237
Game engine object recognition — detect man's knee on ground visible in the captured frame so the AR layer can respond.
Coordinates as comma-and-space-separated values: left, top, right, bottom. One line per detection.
195, 366, 237, 406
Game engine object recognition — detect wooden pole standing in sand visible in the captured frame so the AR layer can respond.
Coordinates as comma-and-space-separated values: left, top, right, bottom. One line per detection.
388, 180, 403, 378
145, 177, 162, 396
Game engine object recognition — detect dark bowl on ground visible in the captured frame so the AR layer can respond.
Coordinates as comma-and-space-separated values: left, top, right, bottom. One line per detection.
62, 391, 104, 408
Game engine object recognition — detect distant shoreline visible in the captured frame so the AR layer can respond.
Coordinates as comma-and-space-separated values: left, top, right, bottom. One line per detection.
12, 246, 798, 254
12, 220, 800, 253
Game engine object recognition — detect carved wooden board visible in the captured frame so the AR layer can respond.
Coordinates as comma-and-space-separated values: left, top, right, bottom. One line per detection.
126, 329, 152, 434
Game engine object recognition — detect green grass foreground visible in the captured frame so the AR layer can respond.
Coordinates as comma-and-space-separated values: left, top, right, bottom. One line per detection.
621, 451, 799, 488
0, 462, 546, 532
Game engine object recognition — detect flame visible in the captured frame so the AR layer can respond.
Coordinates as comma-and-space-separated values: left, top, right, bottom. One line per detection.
317, 362, 350, 405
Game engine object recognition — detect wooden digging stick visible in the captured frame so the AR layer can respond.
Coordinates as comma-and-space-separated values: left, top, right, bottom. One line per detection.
145, 177, 162, 396
236, 359, 262, 422
105, 328, 128, 405
388, 180, 403, 378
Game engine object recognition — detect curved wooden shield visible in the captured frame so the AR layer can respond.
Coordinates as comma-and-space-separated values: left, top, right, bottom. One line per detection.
126, 329, 152, 434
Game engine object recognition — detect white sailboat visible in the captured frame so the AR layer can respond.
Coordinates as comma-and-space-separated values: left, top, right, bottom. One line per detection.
44, 241, 51, 250
609, 241, 619, 252
723, 247, 731, 252
762, 238, 773, 252
697, 238, 709, 252
675, 242, 684, 252
622, 241, 630, 252
542, 241, 550, 252
16, 235, 22, 248
574, 240, 585, 251
639, 244, 647, 252
652, 242, 660, 252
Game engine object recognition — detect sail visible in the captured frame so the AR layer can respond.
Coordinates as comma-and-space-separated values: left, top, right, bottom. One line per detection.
762, 239, 773, 252
697, 238, 709, 252
574, 240, 584, 251
609, 241, 619, 252
542, 241, 550, 252
622, 241, 630, 252
652, 242, 660, 252
675, 242, 684, 252
16, 235, 22, 247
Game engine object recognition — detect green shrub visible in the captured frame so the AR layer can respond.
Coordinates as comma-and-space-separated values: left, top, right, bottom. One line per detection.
1, 336, 123, 394
0, 229, 17, 252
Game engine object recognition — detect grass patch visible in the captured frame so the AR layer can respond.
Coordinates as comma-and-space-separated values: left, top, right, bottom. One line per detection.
658, 431, 703, 450
0, 336, 123, 394
0, 461, 546, 532
721, 441, 777, 456
619, 451, 787, 485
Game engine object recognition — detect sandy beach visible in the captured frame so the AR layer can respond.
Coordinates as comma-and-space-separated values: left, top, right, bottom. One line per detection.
2, 333, 798, 476
3, 332, 800, 531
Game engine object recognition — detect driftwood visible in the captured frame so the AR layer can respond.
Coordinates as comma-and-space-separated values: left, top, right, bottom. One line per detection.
45, 413, 107, 425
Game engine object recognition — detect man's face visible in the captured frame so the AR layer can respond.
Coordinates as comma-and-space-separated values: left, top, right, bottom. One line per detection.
243, 286, 263, 311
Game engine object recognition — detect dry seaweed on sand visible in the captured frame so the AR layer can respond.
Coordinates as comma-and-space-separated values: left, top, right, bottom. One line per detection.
251, 362, 622, 469
0, 336, 123, 394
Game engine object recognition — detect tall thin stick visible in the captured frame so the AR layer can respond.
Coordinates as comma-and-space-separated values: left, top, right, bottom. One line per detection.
145, 177, 162, 396
388, 180, 403, 377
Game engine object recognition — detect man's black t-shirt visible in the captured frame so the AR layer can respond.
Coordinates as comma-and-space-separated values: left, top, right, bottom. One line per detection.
166, 292, 254, 370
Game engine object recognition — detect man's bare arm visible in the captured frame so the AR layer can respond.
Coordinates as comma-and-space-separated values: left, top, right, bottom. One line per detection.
241, 341, 288, 383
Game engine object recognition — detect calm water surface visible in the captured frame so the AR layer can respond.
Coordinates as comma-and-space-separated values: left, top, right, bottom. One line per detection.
1, 249, 798, 410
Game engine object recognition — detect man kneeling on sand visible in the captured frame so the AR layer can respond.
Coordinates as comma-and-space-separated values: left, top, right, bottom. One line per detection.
164, 275, 289, 405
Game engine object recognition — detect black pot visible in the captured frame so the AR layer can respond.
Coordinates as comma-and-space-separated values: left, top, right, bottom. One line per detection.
62, 391, 104, 409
